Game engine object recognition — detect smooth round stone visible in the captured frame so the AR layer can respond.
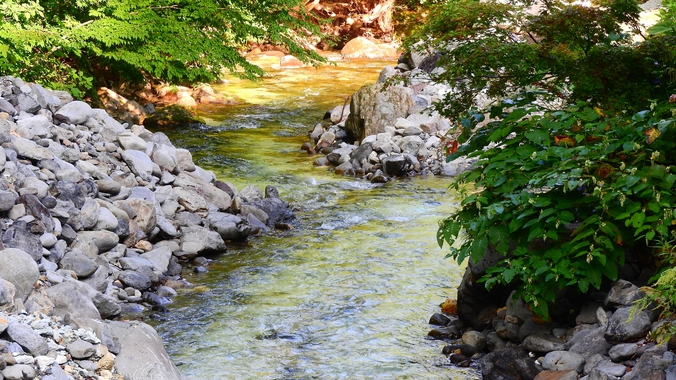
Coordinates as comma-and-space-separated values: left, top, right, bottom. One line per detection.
39, 233, 58, 248
2, 364, 37, 379
96, 179, 121, 195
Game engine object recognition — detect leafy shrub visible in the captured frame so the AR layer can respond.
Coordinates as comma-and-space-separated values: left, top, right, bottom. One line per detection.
438, 96, 676, 318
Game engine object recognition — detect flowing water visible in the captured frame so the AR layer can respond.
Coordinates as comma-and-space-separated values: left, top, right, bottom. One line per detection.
148, 55, 475, 379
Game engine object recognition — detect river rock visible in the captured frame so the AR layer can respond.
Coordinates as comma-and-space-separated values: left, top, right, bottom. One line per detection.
523, 334, 566, 353
542, 351, 585, 373
66, 339, 96, 359
50, 180, 85, 208
180, 226, 226, 255
6, 322, 49, 356
121, 198, 156, 234
345, 83, 415, 143
382, 155, 406, 176
173, 172, 231, 210
568, 326, 613, 357
77, 230, 119, 253
45, 280, 101, 320
604, 307, 651, 344
0, 248, 40, 301
140, 246, 173, 275
206, 212, 250, 240
121, 150, 154, 182
117, 270, 152, 291
2, 364, 37, 380
248, 197, 294, 226
102, 320, 185, 380
54, 100, 93, 125
116, 131, 147, 151
58, 252, 98, 278
480, 347, 540, 380
0, 190, 17, 212
2, 221, 43, 261
604, 279, 643, 308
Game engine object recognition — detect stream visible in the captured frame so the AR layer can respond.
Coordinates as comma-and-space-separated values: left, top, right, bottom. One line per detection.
148, 55, 475, 379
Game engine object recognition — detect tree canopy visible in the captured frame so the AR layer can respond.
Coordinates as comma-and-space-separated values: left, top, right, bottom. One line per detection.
431, 0, 676, 322
406, 0, 676, 116
0, 0, 325, 97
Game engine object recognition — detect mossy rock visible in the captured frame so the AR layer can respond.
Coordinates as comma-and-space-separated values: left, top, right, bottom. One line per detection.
143, 105, 205, 128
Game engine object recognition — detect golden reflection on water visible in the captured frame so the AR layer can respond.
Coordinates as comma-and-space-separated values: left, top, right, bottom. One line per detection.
149, 58, 474, 380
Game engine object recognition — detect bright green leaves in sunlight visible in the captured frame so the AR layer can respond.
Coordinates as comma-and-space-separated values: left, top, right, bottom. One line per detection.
0, 0, 325, 96
438, 98, 676, 319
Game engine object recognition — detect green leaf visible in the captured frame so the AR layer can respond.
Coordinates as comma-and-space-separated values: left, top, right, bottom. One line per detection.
525, 129, 551, 146
631, 212, 646, 228
578, 278, 590, 293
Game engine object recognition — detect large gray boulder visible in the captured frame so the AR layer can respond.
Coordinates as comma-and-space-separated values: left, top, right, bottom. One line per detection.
180, 225, 226, 255
54, 100, 93, 125
103, 321, 185, 380
44, 280, 101, 320
345, 83, 415, 143
0, 248, 40, 301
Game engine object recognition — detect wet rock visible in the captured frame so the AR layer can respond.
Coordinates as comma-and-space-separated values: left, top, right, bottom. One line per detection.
248, 197, 294, 226
429, 312, 451, 326
609, 342, 639, 362
462, 330, 486, 351
480, 347, 541, 380
428, 325, 461, 340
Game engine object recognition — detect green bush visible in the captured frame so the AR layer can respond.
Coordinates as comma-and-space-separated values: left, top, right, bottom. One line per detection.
438, 96, 676, 318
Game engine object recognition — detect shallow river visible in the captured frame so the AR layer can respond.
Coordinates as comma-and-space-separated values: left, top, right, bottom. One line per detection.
148, 56, 474, 379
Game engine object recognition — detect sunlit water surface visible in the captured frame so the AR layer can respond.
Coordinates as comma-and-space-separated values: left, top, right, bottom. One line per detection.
147, 57, 475, 379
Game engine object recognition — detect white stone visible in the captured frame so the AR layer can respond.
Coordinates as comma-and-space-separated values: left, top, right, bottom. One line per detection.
121, 150, 154, 181
117, 131, 147, 151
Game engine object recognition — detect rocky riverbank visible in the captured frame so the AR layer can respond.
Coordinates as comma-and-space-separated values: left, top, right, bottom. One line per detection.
427, 276, 676, 380
303, 52, 476, 182
0, 76, 293, 379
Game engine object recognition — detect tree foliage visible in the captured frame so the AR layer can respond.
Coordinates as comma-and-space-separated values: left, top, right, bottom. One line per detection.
406, 0, 675, 116
0, 0, 325, 97
429, 0, 676, 319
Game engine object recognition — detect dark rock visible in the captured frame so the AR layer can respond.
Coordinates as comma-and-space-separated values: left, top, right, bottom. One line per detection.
351, 142, 373, 165
442, 344, 479, 357
117, 270, 152, 291
1, 221, 42, 261
79, 179, 99, 199
480, 347, 541, 380
604, 307, 651, 344
604, 279, 643, 308
449, 353, 471, 367
429, 312, 451, 326
248, 197, 294, 226
428, 325, 461, 340
50, 181, 85, 208
382, 155, 406, 177
6, 322, 48, 356
264, 185, 279, 199
457, 243, 516, 330
622, 344, 673, 380
567, 326, 613, 357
